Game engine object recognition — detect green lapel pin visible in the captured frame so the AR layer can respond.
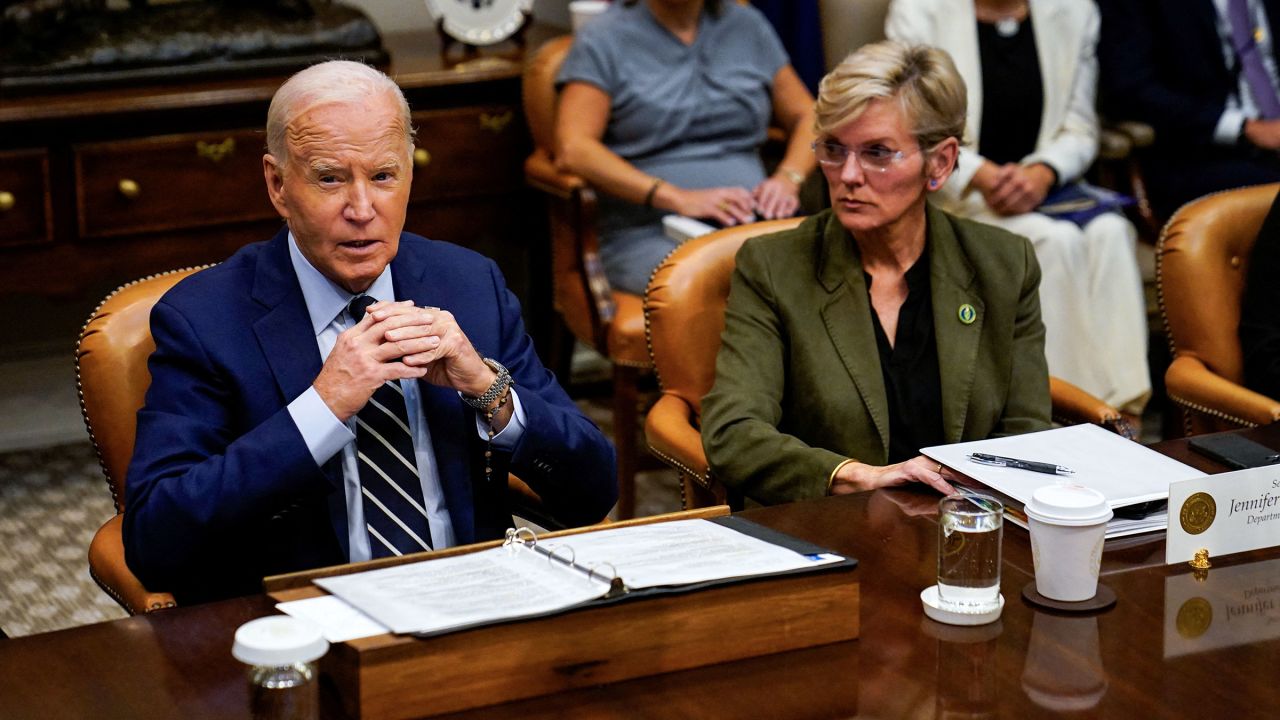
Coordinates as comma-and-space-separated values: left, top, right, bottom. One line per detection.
957, 303, 977, 325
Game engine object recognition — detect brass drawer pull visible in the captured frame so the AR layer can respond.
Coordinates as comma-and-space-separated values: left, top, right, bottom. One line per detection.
196, 138, 236, 163
414, 148, 431, 168
0, 191, 13, 212
479, 111, 513, 133
118, 179, 140, 199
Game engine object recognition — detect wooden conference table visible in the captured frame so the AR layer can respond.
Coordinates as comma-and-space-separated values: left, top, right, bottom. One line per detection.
2, 425, 1278, 719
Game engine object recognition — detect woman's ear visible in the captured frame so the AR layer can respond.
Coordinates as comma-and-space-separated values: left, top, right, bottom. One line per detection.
925, 136, 960, 191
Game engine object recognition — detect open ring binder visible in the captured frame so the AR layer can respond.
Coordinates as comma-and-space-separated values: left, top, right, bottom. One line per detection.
314, 516, 856, 638
504, 526, 629, 599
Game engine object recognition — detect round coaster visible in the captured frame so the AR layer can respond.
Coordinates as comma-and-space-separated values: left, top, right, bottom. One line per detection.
1021, 582, 1117, 612
920, 585, 1004, 626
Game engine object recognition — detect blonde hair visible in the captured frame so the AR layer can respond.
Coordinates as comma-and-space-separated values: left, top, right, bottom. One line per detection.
815, 40, 966, 149
266, 60, 415, 167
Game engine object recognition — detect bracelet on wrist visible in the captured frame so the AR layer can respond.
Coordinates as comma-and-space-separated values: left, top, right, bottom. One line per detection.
644, 177, 664, 208
461, 358, 512, 412
777, 166, 805, 187
827, 458, 856, 494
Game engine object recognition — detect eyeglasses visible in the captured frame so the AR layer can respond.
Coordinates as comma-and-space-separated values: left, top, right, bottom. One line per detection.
812, 141, 915, 172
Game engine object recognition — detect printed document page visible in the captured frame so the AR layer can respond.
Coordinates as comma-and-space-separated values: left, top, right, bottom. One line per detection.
543, 518, 842, 589
316, 545, 611, 635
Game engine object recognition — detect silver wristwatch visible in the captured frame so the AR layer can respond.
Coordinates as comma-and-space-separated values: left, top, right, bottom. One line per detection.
461, 358, 512, 411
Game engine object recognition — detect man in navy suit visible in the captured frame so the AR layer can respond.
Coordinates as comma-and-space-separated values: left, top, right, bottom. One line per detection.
1098, 0, 1280, 218
123, 60, 617, 605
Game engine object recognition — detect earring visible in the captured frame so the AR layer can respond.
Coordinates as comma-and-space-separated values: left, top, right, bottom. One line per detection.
929, 179, 939, 189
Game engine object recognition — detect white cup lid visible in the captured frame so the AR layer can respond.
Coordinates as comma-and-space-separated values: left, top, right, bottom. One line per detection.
232, 616, 329, 666
1024, 484, 1113, 526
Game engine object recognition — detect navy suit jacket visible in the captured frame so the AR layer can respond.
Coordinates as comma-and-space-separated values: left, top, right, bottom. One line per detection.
1098, 0, 1280, 147
123, 229, 617, 604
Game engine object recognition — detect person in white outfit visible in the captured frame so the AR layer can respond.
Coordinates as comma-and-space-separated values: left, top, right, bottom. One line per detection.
886, 0, 1150, 414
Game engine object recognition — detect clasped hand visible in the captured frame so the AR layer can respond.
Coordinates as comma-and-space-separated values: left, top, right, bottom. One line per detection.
313, 300, 497, 421
975, 162, 1056, 216
672, 177, 799, 227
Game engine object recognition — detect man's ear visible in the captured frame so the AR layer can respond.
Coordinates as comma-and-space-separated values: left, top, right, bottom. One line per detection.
263, 154, 289, 219
926, 136, 960, 190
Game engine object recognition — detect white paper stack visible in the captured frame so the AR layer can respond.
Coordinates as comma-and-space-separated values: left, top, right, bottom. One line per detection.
662, 214, 717, 243
922, 424, 1207, 538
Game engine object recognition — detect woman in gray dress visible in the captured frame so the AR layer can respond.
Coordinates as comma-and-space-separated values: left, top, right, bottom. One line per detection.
555, 0, 817, 294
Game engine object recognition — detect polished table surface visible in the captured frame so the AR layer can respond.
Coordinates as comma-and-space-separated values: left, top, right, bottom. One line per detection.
3, 425, 1279, 719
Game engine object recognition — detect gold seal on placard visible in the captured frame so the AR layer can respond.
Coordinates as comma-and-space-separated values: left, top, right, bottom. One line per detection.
1179, 492, 1217, 535
1176, 597, 1213, 639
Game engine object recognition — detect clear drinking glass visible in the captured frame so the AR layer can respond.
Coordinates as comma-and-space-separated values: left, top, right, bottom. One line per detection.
937, 494, 1004, 611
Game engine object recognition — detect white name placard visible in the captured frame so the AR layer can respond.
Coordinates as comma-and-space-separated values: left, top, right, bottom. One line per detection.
1166, 466, 1280, 565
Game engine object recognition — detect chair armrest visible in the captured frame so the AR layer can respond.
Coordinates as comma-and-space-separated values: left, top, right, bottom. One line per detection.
88, 514, 176, 615
1049, 377, 1136, 439
1165, 355, 1280, 427
1110, 120, 1155, 148
644, 394, 710, 486
1097, 127, 1133, 162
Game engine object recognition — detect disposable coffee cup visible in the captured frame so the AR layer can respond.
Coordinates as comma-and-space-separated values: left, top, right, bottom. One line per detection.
1024, 485, 1113, 602
570, 1, 610, 32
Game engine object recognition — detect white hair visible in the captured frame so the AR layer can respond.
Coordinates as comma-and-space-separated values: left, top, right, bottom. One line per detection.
265, 60, 415, 167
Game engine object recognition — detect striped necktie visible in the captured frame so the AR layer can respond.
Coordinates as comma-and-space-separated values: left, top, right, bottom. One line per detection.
347, 294, 433, 557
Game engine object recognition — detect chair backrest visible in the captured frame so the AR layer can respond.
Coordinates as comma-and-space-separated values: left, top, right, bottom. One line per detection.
1158, 183, 1277, 384
77, 267, 207, 512
645, 218, 805, 417
522, 35, 572, 159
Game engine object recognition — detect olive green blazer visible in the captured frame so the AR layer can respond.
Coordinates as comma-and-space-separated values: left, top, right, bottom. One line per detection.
701, 206, 1051, 505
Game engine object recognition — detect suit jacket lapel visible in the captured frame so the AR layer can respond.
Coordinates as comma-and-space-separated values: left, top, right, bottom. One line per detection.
1029, 0, 1069, 150
390, 241, 477, 545
926, 206, 984, 443
817, 217, 890, 456
249, 228, 348, 551
251, 228, 325, 417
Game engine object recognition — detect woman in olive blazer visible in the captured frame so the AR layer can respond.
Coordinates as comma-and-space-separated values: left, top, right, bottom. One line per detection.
702, 41, 1051, 505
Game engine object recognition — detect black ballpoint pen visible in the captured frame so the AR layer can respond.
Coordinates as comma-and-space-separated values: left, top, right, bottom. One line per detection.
967, 452, 1074, 476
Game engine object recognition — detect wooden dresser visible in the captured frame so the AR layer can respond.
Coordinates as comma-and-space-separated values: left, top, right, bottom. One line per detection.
0, 28, 555, 340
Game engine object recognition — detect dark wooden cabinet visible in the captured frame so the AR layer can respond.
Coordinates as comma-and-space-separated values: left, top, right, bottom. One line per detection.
0, 30, 553, 341
0, 149, 53, 249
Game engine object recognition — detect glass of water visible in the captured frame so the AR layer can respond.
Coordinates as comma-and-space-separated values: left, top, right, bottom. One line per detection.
937, 493, 1003, 611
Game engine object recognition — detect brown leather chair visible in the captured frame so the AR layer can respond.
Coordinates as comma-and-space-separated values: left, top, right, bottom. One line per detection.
1158, 183, 1280, 435
77, 267, 207, 613
644, 218, 1136, 510
523, 35, 651, 518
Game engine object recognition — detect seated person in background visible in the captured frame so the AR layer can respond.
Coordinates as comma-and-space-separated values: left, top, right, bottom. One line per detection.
1241, 188, 1280, 399
1097, 0, 1280, 219
887, 0, 1151, 417
124, 61, 617, 605
701, 41, 1051, 506
554, 0, 817, 295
